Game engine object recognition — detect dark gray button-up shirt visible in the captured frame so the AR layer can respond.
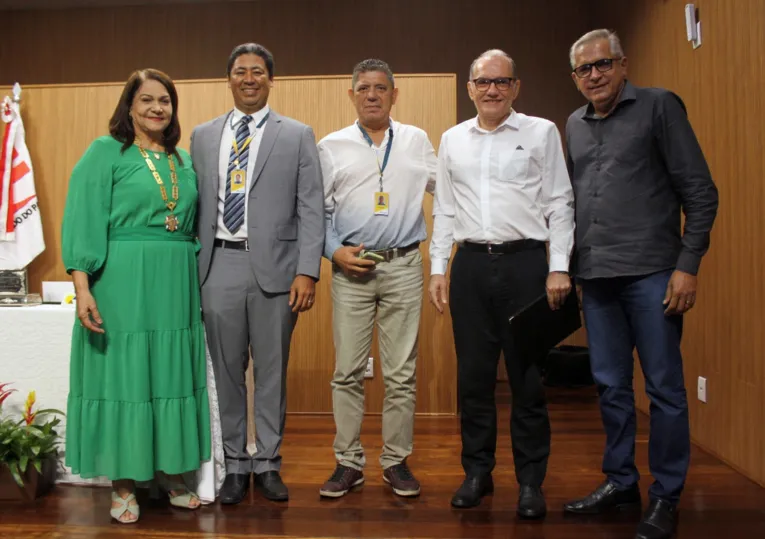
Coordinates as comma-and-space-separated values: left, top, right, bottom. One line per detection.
565, 81, 718, 280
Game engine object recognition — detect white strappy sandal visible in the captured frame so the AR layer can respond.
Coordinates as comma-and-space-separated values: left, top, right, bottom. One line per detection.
110, 490, 140, 523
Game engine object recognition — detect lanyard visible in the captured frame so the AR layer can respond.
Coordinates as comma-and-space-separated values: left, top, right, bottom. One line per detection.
231, 112, 270, 168
358, 120, 394, 192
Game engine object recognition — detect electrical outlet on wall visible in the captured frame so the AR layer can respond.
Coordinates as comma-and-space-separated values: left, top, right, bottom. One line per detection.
364, 357, 374, 379
697, 376, 707, 403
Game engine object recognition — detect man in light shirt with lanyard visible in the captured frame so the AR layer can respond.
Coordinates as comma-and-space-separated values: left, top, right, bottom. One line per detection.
429, 50, 574, 516
317, 59, 437, 499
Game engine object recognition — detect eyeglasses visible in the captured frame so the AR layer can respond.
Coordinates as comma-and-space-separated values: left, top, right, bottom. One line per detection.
572, 58, 619, 78
471, 77, 516, 91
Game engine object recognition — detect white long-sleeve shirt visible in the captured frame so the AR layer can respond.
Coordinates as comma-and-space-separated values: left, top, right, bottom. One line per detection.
430, 111, 575, 275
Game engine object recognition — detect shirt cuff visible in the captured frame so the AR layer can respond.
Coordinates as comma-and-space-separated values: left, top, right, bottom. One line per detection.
676, 250, 701, 276
324, 236, 343, 261
430, 257, 449, 275
549, 253, 570, 274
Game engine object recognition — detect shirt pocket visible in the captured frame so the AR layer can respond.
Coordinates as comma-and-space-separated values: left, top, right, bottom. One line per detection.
502, 147, 531, 182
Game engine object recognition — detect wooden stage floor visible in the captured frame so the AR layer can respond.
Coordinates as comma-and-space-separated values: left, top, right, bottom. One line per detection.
1, 387, 763, 538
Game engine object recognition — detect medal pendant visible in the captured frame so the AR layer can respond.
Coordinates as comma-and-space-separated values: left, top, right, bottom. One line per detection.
165, 213, 179, 232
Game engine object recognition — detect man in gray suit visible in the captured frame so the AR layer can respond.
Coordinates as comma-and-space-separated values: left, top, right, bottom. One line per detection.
190, 43, 324, 504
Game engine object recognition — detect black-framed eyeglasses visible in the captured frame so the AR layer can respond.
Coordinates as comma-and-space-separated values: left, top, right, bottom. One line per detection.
572, 58, 619, 78
471, 77, 516, 91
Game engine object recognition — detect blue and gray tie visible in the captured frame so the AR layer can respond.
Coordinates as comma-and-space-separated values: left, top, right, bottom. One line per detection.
223, 115, 252, 233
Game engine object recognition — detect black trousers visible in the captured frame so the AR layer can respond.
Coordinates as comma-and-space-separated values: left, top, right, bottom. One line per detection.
449, 244, 551, 486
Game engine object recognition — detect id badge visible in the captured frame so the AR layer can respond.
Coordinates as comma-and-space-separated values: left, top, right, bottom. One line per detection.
374, 192, 389, 216
230, 169, 246, 193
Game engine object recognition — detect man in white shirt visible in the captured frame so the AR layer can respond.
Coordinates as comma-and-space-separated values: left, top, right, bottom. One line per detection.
429, 49, 574, 516
318, 59, 437, 499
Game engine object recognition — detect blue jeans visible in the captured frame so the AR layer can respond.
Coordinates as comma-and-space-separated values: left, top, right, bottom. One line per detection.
581, 269, 690, 504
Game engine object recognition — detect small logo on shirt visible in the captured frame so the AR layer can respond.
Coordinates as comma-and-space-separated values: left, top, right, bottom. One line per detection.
516, 145, 524, 150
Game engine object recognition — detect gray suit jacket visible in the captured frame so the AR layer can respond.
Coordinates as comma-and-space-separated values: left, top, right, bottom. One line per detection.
191, 110, 324, 293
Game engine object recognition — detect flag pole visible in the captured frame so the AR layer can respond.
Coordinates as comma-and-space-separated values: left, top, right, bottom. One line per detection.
13, 84, 30, 301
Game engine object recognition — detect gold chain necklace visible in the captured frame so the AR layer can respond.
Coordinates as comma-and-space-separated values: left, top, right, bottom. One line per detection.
135, 144, 180, 232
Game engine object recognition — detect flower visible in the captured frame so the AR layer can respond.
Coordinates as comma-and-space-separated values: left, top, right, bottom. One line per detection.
0, 383, 16, 407
23, 390, 37, 425
1, 382, 64, 488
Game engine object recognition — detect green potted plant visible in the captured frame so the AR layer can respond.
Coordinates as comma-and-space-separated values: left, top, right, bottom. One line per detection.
0, 382, 64, 501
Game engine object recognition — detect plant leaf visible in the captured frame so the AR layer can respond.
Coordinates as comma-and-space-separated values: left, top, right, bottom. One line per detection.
9, 461, 24, 487
33, 459, 42, 473
35, 408, 65, 416
19, 454, 28, 472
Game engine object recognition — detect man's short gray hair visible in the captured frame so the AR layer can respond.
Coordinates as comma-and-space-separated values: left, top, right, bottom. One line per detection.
569, 29, 624, 69
352, 58, 395, 88
469, 49, 518, 80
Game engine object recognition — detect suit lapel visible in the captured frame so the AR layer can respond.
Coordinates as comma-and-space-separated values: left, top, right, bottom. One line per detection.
249, 111, 282, 192
209, 113, 230, 196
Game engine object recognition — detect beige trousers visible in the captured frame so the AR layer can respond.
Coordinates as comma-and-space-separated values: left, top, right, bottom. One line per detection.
330, 249, 423, 470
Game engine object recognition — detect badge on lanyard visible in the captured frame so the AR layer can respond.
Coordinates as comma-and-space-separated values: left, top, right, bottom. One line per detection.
229, 112, 270, 194
358, 121, 394, 217
374, 192, 389, 216
230, 169, 246, 193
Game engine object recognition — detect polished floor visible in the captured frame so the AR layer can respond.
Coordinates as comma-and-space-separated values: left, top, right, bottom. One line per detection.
1, 387, 764, 538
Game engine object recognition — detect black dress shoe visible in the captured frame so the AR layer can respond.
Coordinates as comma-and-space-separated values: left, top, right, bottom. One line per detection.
450, 475, 494, 508
635, 499, 677, 539
563, 480, 641, 514
219, 473, 250, 505
517, 485, 546, 519
254, 471, 289, 501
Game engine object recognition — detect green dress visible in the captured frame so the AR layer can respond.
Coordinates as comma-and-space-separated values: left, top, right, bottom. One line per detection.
62, 135, 211, 481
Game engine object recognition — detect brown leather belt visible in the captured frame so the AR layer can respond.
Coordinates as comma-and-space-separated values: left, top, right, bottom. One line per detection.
347, 242, 420, 262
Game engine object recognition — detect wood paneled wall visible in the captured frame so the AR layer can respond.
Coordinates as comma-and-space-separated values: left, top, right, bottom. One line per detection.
592, 0, 765, 486
0, 0, 590, 128
1, 0, 596, 388
0, 74, 459, 415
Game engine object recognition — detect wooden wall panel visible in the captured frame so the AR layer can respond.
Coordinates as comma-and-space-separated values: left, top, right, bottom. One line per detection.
0, 73, 458, 416
592, 0, 765, 486
0, 0, 590, 128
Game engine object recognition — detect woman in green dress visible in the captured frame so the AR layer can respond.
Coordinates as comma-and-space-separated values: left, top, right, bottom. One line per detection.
61, 69, 211, 523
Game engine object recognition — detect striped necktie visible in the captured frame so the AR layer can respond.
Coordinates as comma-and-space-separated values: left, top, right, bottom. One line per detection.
223, 115, 252, 233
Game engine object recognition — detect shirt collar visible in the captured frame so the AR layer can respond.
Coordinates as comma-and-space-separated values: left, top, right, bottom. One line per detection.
469, 109, 519, 133
579, 80, 636, 119
355, 117, 396, 145
231, 105, 270, 128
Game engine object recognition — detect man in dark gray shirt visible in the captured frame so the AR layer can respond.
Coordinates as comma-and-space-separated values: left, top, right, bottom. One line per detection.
562, 29, 718, 539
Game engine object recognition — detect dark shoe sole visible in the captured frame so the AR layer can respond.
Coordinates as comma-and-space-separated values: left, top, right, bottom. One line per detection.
219, 488, 249, 505
451, 488, 493, 508
319, 477, 365, 498
563, 500, 642, 515
382, 475, 421, 497
255, 484, 289, 502
517, 506, 547, 519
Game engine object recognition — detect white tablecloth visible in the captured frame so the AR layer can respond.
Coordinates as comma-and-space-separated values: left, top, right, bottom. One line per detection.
0, 304, 224, 502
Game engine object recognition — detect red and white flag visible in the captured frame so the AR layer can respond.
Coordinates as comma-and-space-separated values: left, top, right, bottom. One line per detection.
0, 87, 45, 270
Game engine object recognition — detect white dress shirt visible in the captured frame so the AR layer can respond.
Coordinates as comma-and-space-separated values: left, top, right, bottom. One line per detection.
430, 110, 574, 275
216, 105, 270, 241
319, 119, 437, 259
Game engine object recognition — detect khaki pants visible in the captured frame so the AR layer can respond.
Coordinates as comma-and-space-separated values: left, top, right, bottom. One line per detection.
331, 249, 423, 470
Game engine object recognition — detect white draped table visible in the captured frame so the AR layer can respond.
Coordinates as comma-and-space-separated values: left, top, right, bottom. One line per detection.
0, 304, 224, 502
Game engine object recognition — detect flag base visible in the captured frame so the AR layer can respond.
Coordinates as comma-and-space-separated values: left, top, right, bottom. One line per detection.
0, 293, 42, 307
0, 269, 40, 307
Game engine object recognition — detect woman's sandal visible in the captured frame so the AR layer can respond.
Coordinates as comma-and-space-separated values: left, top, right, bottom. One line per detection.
110, 490, 140, 523
164, 481, 201, 510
